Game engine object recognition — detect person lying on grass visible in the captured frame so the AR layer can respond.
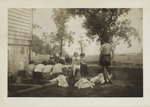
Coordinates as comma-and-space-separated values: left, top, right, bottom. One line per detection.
49, 67, 69, 87
33, 61, 47, 79
42, 60, 54, 80
25, 60, 36, 79
99, 36, 114, 84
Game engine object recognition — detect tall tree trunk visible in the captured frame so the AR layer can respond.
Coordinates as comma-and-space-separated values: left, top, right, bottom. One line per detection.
81, 36, 83, 54
60, 40, 63, 57
81, 41, 83, 54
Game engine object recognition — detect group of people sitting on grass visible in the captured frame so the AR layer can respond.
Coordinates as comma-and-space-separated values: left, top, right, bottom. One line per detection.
25, 52, 88, 81
25, 36, 114, 85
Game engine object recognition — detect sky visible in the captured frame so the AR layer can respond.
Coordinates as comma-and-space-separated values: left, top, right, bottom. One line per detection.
33, 8, 143, 55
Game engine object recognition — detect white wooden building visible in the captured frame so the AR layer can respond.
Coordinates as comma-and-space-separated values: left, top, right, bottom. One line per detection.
8, 8, 33, 77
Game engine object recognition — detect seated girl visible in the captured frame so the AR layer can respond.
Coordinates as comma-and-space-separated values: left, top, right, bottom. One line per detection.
25, 60, 36, 79
50, 59, 66, 75
33, 61, 47, 79
42, 60, 54, 80
80, 53, 89, 76
71, 52, 81, 77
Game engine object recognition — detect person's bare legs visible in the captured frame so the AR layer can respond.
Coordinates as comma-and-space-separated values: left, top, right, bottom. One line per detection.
102, 66, 107, 83
102, 66, 112, 84
73, 66, 76, 77
106, 65, 112, 75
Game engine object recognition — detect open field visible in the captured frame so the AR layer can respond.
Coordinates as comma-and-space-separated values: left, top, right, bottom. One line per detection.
31, 53, 143, 66
8, 53, 143, 97
84, 53, 143, 64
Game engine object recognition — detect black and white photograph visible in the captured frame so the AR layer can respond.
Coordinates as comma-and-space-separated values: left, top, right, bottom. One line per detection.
7, 8, 143, 97
1, 0, 150, 107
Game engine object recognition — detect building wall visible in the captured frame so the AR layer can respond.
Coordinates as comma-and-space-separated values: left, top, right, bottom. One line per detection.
8, 8, 32, 77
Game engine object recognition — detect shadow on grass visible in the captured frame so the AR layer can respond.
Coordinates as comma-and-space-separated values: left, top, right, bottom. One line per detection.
9, 67, 143, 97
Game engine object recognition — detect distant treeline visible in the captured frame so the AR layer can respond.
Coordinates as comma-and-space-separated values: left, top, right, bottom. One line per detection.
32, 34, 66, 55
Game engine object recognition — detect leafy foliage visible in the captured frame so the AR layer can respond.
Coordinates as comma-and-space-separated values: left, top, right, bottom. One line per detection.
32, 8, 141, 55
32, 34, 45, 54
33, 23, 42, 29
32, 34, 60, 55
52, 8, 75, 56
41, 32, 67, 55
65, 8, 141, 47
78, 36, 91, 53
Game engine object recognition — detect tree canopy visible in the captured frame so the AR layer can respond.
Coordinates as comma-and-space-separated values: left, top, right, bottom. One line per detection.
78, 35, 91, 53
32, 8, 141, 55
32, 8, 73, 55
32, 34, 45, 54
65, 8, 140, 47
52, 8, 75, 56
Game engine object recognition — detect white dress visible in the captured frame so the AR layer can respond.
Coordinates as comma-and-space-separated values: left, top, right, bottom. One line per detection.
72, 56, 80, 76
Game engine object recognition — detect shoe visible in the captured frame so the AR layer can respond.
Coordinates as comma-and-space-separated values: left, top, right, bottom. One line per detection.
109, 81, 113, 84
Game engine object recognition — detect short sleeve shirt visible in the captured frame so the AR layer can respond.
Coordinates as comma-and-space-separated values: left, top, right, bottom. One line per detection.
43, 65, 53, 73
25, 64, 35, 73
100, 43, 114, 54
51, 63, 64, 74
34, 64, 45, 72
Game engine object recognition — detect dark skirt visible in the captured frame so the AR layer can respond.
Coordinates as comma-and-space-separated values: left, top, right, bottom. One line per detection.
99, 54, 111, 66
33, 72, 43, 79
80, 63, 88, 76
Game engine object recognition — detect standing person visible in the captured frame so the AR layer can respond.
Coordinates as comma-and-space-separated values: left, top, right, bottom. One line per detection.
25, 60, 36, 79
33, 61, 47, 79
71, 52, 81, 77
99, 37, 114, 84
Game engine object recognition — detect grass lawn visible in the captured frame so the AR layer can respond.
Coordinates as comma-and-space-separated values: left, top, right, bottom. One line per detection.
9, 67, 143, 97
